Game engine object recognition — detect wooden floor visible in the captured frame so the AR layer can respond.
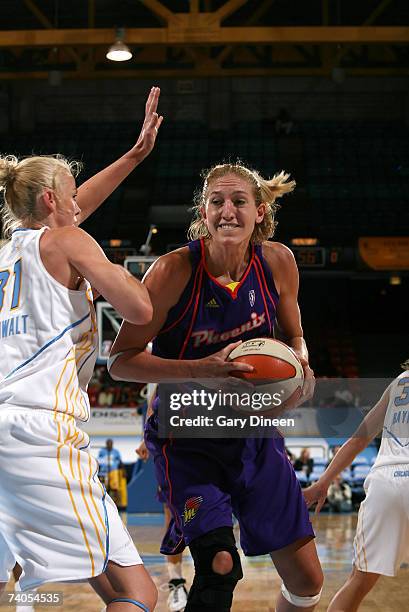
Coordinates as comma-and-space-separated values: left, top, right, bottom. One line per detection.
1, 513, 407, 611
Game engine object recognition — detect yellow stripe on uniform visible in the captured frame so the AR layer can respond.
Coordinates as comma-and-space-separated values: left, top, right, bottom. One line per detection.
53, 349, 75, 419
56, 418, 96, 576
76, 445, 106, 559
73, 388, 83, 421
87, 452, 107, 532
68, 379, 77, 417
74, 430, 85, 449
68, 396, 106, 549
69, 392, 107, 558
63, 359, 78, 416
53, 331, 95, 420
53, 355, 104, 576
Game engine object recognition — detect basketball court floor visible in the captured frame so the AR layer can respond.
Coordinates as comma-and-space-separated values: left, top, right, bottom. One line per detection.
1, 513, 407, 611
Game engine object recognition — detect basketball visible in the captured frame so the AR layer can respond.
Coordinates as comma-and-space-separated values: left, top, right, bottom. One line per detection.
228, 338, 304, 412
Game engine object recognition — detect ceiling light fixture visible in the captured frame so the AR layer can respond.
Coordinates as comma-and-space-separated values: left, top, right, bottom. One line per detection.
106, 28, 132, 62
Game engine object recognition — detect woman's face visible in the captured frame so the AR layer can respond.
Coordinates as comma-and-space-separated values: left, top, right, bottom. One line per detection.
53, 172, 81, 227
202, 173, 265, 246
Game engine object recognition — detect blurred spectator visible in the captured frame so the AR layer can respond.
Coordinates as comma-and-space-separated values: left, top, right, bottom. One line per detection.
88, 384, 99, 407
88, 365, 148, 408
98, 385, 114, 407
98, 439, 123, 476
327, 475, 352, 513
293, 448, 314, 478
275, 108, 294, 135
98, 440, 127, 515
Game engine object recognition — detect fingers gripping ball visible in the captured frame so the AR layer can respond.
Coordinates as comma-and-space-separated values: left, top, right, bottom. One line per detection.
228, 338, 304, 413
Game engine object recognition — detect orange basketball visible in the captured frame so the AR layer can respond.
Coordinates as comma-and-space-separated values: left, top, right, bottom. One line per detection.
228, 338, 304, 413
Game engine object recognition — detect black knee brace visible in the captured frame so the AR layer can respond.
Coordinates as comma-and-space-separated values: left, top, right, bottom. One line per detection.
185, 527, 243, 612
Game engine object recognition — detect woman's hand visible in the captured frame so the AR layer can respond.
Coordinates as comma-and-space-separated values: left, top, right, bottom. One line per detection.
303, 480, 328, 514
135, 440, 150, 462
300, 362, 315, 401
188, 341, 254, 404
126, 86, 163, 162
194, 341, 254, 380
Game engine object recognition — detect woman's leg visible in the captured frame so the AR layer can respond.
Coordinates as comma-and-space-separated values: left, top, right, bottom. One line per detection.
89, 561, 157, 611
327, 566, 380, 612
164, 505, 183, 574
271, 537, 323, 612
164, 505, 188, 611
185, 527, 243, 612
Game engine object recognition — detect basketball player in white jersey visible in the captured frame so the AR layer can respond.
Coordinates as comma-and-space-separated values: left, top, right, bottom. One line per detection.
304, 366, 409, 611
0, 89, 162, 612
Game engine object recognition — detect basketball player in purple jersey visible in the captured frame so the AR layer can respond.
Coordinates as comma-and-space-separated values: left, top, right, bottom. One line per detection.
109, 162, 323, 611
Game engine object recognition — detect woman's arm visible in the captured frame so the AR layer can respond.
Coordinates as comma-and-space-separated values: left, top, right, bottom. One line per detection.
108, 250, 254, 383
263, 242, 314, 397
40, 226, 152, 324
303, 384, 391, 512
76, 87, 163, 224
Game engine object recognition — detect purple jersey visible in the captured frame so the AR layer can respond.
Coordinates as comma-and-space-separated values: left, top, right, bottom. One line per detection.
146, 239, 314, 557
153, 239, 278, 359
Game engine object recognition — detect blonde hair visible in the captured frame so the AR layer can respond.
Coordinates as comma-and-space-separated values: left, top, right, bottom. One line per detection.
0, 154, 82, 239
188, 161, 295, 244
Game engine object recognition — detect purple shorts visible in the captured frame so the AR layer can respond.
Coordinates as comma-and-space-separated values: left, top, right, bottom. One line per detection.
145, 415, 314, 556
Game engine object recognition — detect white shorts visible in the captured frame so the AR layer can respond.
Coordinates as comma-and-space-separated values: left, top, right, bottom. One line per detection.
353, 465, 409, 576
0, 530, 15, 583
0, 408, 142, 591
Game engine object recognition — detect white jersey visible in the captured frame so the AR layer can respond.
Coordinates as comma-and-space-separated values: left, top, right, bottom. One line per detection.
372, 370, 409, 470
0, 227, 97, 421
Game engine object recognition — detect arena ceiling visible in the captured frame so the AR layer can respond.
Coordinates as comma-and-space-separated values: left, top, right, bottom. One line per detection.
0, 0, 408, 79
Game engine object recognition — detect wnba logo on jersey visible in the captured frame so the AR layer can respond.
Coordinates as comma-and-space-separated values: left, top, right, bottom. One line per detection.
183, 495, 203, 524
249, 290, 255, 307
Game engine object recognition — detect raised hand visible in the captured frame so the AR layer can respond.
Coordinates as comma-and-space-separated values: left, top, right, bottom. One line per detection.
129, 86, 163, 161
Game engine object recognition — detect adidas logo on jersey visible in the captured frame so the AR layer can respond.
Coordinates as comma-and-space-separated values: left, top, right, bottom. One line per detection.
205, 298, 219, 308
